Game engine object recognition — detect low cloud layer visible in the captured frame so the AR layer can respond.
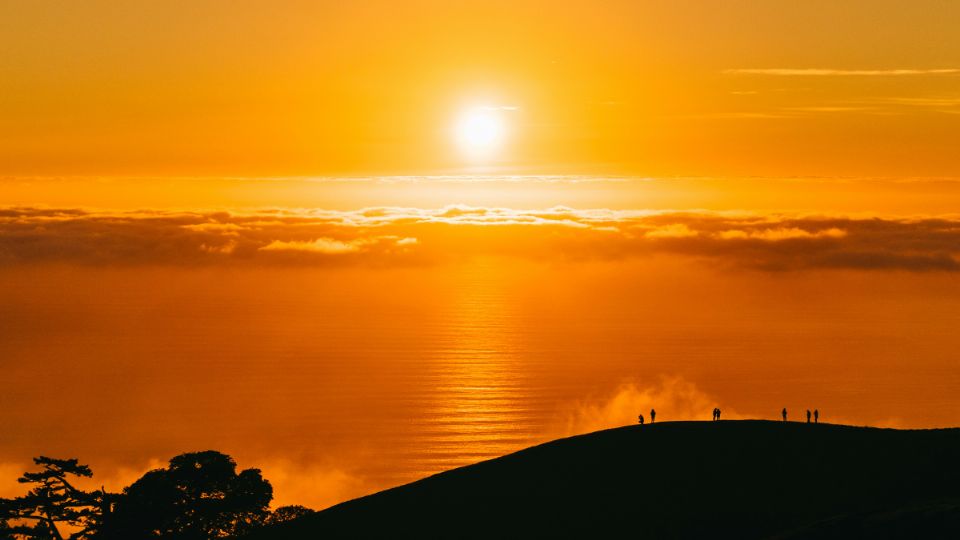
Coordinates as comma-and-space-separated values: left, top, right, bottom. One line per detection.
2, 206, 960, 272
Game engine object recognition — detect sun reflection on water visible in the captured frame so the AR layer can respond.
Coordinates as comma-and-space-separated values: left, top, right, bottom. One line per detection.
409, 261, 542, 477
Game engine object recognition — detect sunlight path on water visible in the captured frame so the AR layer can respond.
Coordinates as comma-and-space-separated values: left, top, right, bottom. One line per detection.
405, 261, 543, 479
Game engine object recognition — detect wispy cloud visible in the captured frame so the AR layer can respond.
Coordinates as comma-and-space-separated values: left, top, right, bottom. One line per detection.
872, 96, 960, 107
711, 99, 960, 119
784, 106, 874, 113
549, 376, 741, 438
682, 112, 793, 120
725, 68, 960, 76
260, 236, 415, 254
717, 227, 846, 241
2, 206, 960, 272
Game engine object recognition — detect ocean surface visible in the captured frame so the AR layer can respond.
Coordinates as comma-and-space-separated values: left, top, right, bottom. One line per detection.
3, 257, 960, 508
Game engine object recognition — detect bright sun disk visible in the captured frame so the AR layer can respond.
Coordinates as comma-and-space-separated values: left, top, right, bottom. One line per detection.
455, 108, 505, 156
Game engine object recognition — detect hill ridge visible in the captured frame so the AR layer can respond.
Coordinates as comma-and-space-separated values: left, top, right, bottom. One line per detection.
260, 420, 960, 539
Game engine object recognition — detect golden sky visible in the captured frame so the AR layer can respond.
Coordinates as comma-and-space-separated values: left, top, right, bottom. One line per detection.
4, 0, 960, 513
3, 0, 960, 177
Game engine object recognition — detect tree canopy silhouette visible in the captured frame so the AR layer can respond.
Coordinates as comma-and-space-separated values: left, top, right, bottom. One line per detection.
97, 450, 272, 540
264, 505, 315, 526
0, 457, 107, 540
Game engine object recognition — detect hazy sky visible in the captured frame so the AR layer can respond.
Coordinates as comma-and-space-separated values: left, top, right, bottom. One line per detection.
2, 0, 960, 176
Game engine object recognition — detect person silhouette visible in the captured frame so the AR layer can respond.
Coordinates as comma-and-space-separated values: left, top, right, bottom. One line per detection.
650, 409, 656, 423
782, 408, 788, 422
806, 409, 811, 423
638, 414, 644, 425
814, 409, 819, 423
711, 408, 717, 421
716, 408, 721, 421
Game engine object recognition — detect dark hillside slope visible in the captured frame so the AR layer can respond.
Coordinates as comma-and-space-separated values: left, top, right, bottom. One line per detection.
259, 421, 960, 539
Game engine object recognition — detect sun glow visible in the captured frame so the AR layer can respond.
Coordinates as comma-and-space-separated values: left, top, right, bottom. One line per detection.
455, 107, 506, 159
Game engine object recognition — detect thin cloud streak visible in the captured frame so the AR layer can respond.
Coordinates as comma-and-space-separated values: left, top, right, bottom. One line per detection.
725, 68, 960, 76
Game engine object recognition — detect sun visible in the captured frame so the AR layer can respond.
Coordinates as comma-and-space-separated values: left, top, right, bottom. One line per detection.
454, 107, 506, 158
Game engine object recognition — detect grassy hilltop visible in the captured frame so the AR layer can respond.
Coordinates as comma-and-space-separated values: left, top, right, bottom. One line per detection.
258, 421, 960, 539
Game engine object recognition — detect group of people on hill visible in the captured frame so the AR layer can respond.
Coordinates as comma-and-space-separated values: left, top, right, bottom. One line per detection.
637, 407, 823, 424
782, 408, 820, 423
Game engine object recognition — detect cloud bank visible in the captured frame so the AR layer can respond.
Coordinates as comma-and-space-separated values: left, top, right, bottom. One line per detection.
2, 206, 960, 272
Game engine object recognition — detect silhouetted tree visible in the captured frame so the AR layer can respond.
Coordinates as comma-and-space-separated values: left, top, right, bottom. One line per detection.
264, 505, 315, 526
98, 451, 272, 540
0, 518, 15, 540
0, 457, 108, 540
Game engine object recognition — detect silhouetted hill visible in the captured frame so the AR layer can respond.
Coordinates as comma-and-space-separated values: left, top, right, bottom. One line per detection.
255, 421, 960, 539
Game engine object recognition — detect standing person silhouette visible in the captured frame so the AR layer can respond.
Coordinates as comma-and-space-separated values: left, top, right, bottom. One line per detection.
650, 409, 656, 424
712, 408, 717, 421
716, 408, 721, 421
638, 414, 644, 425
814, 409, 819, 423
782, 408, 788, 422
806, 410, 811, 423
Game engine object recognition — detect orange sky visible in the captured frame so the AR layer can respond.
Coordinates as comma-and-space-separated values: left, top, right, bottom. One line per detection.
4, 0, 960, 514
3, 0, 960, 177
